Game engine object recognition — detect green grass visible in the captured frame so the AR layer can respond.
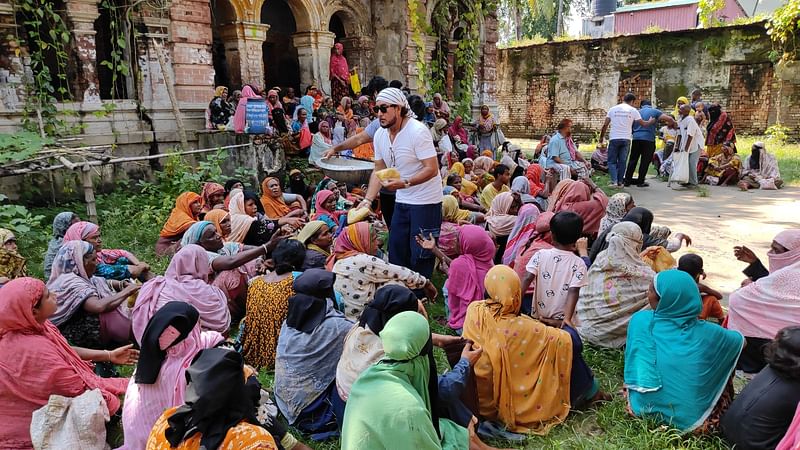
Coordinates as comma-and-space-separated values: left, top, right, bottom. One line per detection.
17, 162, 737, 450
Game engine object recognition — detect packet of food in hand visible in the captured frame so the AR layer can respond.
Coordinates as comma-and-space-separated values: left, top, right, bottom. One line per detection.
375, 167, 401, 181
126, 280, 141, 308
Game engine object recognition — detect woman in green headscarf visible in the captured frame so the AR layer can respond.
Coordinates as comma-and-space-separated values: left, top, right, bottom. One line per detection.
624, 269, 744, 433
342, 311, 469, 450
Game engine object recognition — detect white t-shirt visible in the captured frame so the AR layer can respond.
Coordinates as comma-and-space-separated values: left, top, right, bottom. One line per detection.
374, 118, 443, 205
606, 103, 642, 141
678, 115, 704, 154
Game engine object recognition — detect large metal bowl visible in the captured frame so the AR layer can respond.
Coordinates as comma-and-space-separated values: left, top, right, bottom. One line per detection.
317, 157, 375, 186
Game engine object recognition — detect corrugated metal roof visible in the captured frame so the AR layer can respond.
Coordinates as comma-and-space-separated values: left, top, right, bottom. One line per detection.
614, 0, 698, 13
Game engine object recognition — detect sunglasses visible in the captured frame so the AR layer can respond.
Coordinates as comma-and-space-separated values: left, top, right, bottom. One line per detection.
372, 104, 397, 114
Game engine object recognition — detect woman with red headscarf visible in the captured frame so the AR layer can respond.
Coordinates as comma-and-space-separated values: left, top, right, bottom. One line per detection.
546, 178, 608, 237
0, 278, 135, 449
329, 42, 350, 105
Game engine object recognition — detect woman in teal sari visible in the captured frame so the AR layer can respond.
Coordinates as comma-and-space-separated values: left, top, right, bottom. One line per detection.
342, 311, 468, 450
624, 269, 744, 433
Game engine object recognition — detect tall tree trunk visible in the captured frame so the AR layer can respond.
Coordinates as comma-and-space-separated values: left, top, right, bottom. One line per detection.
514, 1, 522, 40
556, 0, 565, 36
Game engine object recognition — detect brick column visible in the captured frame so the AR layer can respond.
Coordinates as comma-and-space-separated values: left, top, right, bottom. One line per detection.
219, 21, 270, 89
64, 0, 102, 106
170, 0, 216, 103
445, 40, 457, 99
475, 12, 498, 116
292, 31, 335, 94
134, 13, 171, 109
404, 33, 437, 93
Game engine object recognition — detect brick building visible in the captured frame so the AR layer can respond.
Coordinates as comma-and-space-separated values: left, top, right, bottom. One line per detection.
497, 23, 800, 140
0, 0, 498, 153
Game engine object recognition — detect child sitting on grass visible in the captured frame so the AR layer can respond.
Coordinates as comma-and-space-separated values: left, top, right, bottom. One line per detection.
520, 211, 587, 328
678, 253, 725, 322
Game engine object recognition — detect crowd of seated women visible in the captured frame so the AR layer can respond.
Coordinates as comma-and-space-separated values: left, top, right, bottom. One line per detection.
2, 139, 799, 450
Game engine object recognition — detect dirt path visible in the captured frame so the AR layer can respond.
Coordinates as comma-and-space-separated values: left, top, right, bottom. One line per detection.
511, 138, 799, 299
627, 179, 800, 298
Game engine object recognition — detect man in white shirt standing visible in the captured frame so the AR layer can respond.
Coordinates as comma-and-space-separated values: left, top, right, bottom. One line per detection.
358, 88, 443, 278
598, 93, 656, 188
675, 103, 705, 187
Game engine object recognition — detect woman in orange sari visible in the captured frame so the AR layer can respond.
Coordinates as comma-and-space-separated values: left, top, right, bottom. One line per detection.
463, 265, 605, 436
259, 177, 307, 220
156, 192, 201, 257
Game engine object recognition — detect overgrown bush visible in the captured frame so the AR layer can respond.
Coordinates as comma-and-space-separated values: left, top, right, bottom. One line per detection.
0, 194, 46, 246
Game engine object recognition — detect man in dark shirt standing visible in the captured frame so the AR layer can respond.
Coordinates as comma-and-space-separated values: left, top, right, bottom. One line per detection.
625, 99, 673, 187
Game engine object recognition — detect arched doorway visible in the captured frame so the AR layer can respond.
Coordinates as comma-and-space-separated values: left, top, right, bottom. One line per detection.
262, 0, 300, 94
210, 0, 236, 89
329, 12, 346, 41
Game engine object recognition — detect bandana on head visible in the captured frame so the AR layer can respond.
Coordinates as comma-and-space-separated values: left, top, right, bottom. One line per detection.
375, 88, 417, 119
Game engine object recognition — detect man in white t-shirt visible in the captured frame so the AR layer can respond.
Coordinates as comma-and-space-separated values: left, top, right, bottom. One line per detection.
598, 93, 656, 187
357, 88, 443, 278
675, 103, 705, 186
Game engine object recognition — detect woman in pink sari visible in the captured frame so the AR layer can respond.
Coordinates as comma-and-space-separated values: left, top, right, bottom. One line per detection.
63, 221, 151, 281
443, 225, 495, 333
0, 278, 131, 450
329, 43, 350, 105
233, 85, 260, 133
728, 229, 800, 373
546, 178, 608, 238
120, 302, 223, 450
132, 244, 230, 336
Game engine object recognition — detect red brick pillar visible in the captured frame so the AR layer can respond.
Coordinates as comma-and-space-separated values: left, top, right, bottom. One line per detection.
170, 0, 216, 103
64, 0, 102, 106
475, 11, 498, 116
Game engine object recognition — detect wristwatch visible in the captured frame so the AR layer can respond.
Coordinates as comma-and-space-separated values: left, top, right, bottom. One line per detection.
403, 179, 411, 188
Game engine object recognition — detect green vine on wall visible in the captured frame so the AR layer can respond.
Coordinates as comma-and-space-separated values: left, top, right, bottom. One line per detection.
415, 0, 495, 117
100, 0, 130, 100
15, 0, 75, 136
407, 0, 428, 94
766, 0, 800, 63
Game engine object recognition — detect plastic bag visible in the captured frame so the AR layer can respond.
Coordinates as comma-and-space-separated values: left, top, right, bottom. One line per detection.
30, 389, 110, 450
669, 150, 690, 185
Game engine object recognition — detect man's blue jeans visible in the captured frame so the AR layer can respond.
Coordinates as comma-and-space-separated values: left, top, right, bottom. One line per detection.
388, 202, 442, 279
607, 139, 631, 185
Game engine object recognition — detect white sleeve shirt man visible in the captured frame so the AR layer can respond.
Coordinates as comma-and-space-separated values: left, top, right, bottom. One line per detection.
678, 115, 704, 154
373, 118, 443, 205
606, 103, 642, 141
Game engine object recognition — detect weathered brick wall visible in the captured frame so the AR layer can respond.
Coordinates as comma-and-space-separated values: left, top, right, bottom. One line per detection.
497, 24, 800, 139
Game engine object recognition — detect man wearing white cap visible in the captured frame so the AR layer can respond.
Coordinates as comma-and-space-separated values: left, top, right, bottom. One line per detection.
357, 87, 442, 279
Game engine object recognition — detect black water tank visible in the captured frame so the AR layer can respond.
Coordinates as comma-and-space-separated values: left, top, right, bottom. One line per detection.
592, 0, 616, 16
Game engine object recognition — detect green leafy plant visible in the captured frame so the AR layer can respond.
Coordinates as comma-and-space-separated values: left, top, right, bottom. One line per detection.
698, 0, 725, 28
765, 123, 791, 146
0, 194, 46, 237
0, 131, 53, 164
99, 0, 131, 99
766, 0, 800, 63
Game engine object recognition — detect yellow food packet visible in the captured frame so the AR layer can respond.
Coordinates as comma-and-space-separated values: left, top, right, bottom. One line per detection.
375, 167, 401, 181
